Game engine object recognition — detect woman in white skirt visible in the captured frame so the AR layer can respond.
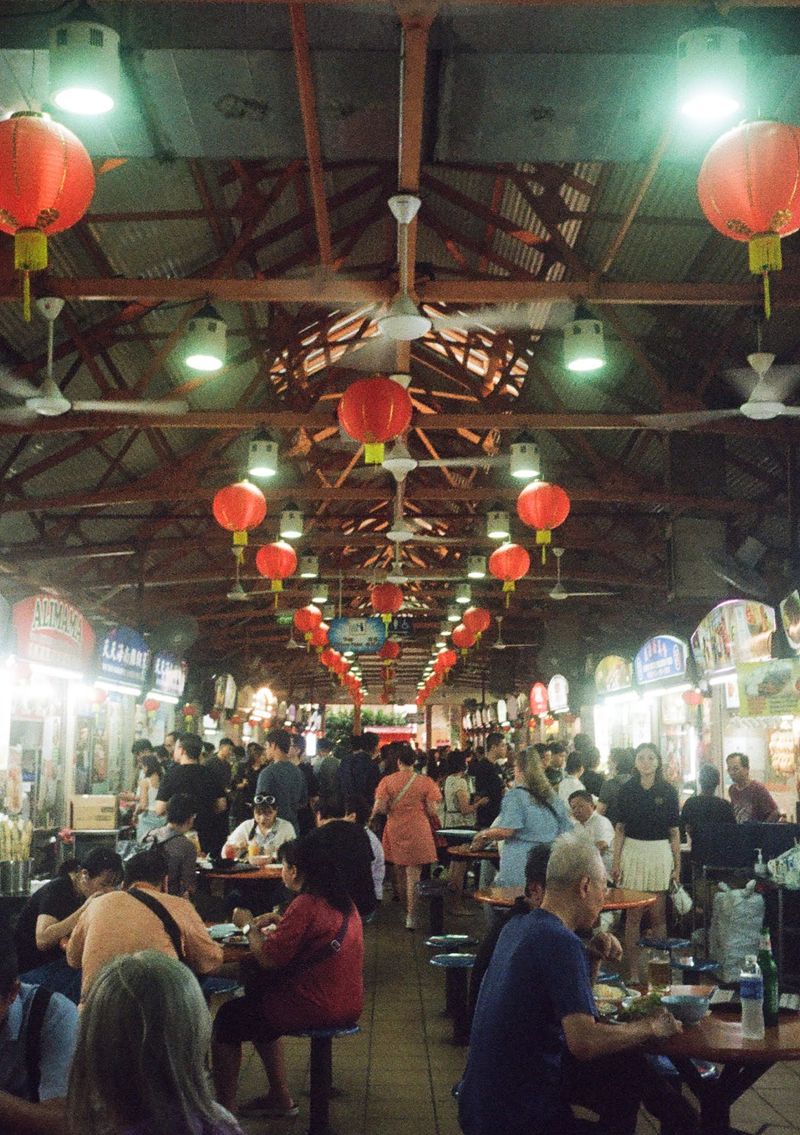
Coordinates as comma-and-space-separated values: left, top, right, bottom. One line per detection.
611, 743, 680, 981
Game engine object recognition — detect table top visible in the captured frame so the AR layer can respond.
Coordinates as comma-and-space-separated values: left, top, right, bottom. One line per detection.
655, 1006, 800, 1064
472, 886, 657, 911
449, 845, 500, 862
201, 863, 283, 882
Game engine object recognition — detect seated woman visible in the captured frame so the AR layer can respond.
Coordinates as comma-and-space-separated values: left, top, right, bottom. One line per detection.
212, 837, 363, 1118
66, 950, 242, 1135
223, 794, 295, 861
471, 747, 571, 888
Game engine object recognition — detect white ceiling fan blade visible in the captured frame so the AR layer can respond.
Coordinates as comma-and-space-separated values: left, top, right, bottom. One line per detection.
71, 400, 189, 415
415, 455, 504, 469
634, 409, 740, 429
0, 368, 38, 400
779, 406, 800, 417
430, 304, 545, 333
0, 406, 37, 424
327, 334, 396, 372
552, 590, 617, 599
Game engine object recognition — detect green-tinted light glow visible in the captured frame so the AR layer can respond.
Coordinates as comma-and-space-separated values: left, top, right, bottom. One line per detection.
680, 91, 741, 121
54, 87, 114, 115
566, 356, 604, 373
185, 353, 224, 372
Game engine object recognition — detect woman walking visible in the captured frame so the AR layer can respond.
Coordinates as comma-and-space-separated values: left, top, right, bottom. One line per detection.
135, 752, 165, 842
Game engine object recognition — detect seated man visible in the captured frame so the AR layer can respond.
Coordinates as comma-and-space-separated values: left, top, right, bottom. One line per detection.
569, 789, 615, 878
307, 799, 377, 920
66, 847, 223, 1002
142, 792, 199, 897
459, 833, 697, 1135
0, 936, 78, 1135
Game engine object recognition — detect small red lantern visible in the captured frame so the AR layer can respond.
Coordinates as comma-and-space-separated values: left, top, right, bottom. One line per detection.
256, 541, 297, 607
451, 623, 477, 653
294, 604, 323, 648
143, 698, 159, 713
182, 703, 198, 718
309, 623, 329, 651
488, 543, 531, 606
436, 648, 458, 671
462, 606, 491, 640
371, 582, 403, 628
320, 647, 337, 670
0, 112, 95, 319
683, 689, 704, 707
698, 121, 800, 318
378, 640, 401, 668
212, 480, 267, 561
517, 482, 570, 562
337, 376, 413, 464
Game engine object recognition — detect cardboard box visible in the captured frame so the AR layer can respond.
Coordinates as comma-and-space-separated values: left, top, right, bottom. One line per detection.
70, 795, 118, 831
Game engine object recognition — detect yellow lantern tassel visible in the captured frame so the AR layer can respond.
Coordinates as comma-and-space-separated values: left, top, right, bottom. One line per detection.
233, 530, 248, 547
15, 230, 47, 324
382, 614, 391, 629
536, 528, 552, 564
503, 580, 515, 608
749, 234, 781, 320
364, 443, 384, 464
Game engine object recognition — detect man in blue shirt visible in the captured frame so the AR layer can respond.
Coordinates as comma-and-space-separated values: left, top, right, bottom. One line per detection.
459, 834, 697, 1135
0, 941, 78, 1134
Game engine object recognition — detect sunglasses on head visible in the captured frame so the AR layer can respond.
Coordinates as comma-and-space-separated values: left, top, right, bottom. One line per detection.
254, 795, 276, 808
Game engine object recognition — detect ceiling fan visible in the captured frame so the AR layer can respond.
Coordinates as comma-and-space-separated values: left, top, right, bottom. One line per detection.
0, 297, 188, 423
546, 548, 618, 601
491, 614, 539, 651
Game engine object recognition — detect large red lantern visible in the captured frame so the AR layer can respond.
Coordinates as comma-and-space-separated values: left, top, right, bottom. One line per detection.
337, 376, 413, 464
451, 623, 477, 653
435, 648, 458, 671
320, 647, 337, 670
0, 112, 95, 319
462, 606, 492, 640
517, 482, 570, 562
697, 121, 800, 318
309, 623, 329, 651
371, 582, 403, 628
256, 541, 297, 606
213, 481, 267, 561
489, 543, 530, 606
294, 604, 323, 649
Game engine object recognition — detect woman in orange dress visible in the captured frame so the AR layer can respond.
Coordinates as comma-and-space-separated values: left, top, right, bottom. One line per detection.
371, 743, 442, 930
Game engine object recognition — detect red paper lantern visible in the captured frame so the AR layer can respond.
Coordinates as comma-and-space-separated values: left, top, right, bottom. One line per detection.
517, 482, 570, 561
143, 698, 159, 712
451, 623, 477, 652
436, 648, 458, 671
256, 541, 297, 606
309, 623, 329, 651
212, 480, 267, 560
337, 376, 413, 464
697, 121, 800, 318
0, 111, 95, 319
682, 689, 704, 707
182, 704, 198, 718
379, 640, 401, 663
462, 606, 491, 639
488, 543, 531, 605
294, 604, 322, 635
371, 582, 403, 628
320, 648, 337, 670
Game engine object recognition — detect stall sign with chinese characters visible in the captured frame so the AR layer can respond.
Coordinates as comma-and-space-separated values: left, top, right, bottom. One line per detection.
780, 591, 800, 655
153, 651, 187, 698
328, 617, 387, 654
98, 627, 149, 691
737, 658, 800, 716
12, 594, 95, 672
691, 600, 775, 677
634, 635, 688, 687
529, 682, 548, 715
594, 655, 633, 695
547, 674, 570, 713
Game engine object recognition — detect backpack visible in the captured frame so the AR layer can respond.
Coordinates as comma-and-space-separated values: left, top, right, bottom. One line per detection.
118, 828, 180, 862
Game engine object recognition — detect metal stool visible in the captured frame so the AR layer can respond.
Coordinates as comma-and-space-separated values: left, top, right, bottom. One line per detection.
416, 878, 448, 935
430, 953, 475, 1045
285, 1024, 360, 1135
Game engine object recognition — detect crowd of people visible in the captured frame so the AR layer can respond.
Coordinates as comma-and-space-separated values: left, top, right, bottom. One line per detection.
0, 724, 786, 1135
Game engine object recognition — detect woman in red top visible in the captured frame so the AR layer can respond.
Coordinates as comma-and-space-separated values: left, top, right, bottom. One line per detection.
212, 838, 363, 1118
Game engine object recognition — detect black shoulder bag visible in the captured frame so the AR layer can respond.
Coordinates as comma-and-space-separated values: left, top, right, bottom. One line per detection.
243, 905, 351, 999
25, 986, 53, 1103
127, 887, 188, 967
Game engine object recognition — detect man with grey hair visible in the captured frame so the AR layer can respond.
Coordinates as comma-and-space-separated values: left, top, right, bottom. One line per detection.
459, 834, 697, 1135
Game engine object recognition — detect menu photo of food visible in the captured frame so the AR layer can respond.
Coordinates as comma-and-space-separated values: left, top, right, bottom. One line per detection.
738, 658, 800, 716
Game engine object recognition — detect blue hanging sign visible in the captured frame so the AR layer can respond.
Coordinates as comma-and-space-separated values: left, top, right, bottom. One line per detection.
153, 651, 188, 698
328, 617, 387, 654
98, 626, 150, 692
634, 635, 688, 687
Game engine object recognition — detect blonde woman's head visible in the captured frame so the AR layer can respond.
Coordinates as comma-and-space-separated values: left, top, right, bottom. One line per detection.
515, 747, 556, 804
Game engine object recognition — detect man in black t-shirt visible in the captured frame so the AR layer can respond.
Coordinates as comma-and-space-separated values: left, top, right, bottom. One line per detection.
680, 763, 735, 840
338, 733, 381, 807
308, 800, 377, 919
474, 733, 506, 829
155, 732, 227, 856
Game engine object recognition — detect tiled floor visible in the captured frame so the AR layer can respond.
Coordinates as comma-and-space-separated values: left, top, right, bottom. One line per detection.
231, 899, 800, 1135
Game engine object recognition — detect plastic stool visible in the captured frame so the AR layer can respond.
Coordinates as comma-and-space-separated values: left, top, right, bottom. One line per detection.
424, 934, 478, 950
285, 1024, 360, 1135
430, 953, 475, 1045
416, 878, 448, 935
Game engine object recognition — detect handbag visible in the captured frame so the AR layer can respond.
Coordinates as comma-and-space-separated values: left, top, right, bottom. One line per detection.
670, 879, 693, 917
243, 906, 351, 998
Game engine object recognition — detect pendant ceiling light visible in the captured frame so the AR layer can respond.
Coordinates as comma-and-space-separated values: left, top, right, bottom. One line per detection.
510, 435, 541, 481
486, 510, 510, 541
279, 505, 304, 541
677, 27, 747, 123
467, 556, 486, 579
456, 583, 472, 605
248, 437, 278, 479
312, 583, 329, 606
49, 12, 120, 116
299, 555, 319, 579
563, 306, 605, 373
184, 304, 227, 371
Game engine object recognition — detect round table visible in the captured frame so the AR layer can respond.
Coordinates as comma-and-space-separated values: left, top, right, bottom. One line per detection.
448, 846, 500, 864
201, 864, 283, 883
472, 886, 657, 912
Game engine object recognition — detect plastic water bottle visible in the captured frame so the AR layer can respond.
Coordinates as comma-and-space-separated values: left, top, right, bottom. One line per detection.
740, 954, 765, 1040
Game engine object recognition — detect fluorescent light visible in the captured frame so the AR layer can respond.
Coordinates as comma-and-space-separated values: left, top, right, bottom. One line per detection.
467, 556, 486, 579
30, 661, 85, 682
144, 689, 179, 706
49, 19, 120, 116
248, 438, 278, 479
95, 679, 143, 697
184, 305, 226, 371
486, 511, 510, 541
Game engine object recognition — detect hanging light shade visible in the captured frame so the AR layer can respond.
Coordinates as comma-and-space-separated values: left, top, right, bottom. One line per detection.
517, 481, 571, 561
510, 436, 541, 480
255, 540, 297, 606
248, 437, 278, 479
299, 555, 319, 579
184, 304, 227, 371
677, 27, 747, 122
462, 606, 492, 639
338, 375, 414, 464
486, 510, 510, 541
312, 583, 329, 606
488, 543, 531, 606
0, 112, 95, 321
447, 604, 461, 623
451, 623, 477, 653
382, 438, 417, 481
697, 120, 800, 318
456, 582, 471, 605
563, 308, 605, 372
49, 16, 120, 115
370, 582, 404, 628
377, 293, 432, 341
279, 505, 304, 540
212, 480, 267, 561
467, 555, 486, 579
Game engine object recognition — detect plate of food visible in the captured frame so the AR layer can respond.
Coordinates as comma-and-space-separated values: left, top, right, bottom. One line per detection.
592, 983, 627, 1017
613, 992, 663, 1022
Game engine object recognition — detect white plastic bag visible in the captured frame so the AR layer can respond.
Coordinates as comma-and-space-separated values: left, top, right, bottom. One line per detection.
709, 881, 765, 982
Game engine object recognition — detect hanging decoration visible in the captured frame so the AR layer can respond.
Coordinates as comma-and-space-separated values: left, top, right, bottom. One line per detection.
451, 623, 477, 654
370, 582, 404, 629
308, 622, 329, 652
516, 481, 570, 562
255, 541, 297, 607
337, 375, 413, 464
0, 112, 95, 320
697, 121, 800, 318
212, 480, 267, 561
461, 606, 492, 642
488, 543, 531, 606
293, 604, 323, 648
435, 648, 458, 672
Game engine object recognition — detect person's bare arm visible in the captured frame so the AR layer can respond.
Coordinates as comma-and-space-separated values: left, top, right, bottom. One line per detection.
562, 1009, 681, 1061
455, 787, 477, 817
36, 905, 88, 953
153, 799, 167, 817
471, 826, 515, 848
0, 1093, 65, 1135
611, 822, 625, 885
669, 826, 681, 884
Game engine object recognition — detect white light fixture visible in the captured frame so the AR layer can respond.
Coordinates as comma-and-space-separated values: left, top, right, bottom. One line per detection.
382, 439, 417, 481
312, 583, 329, 606
486, 510, 510, 541
456, 583, 471, 605
143, 689, 179, 706
280, 505, 304, 540
377, 293, 432, 341
248, 437, 278, 479
510, 437, 541, 481
677, 27, 747, 122
184, 304, 227, 371
49, 15, 120, 115
95, 678, 143, 697
447, 605, 461, 623
30, 661, 85, 682
563, 309, 605, 373
435, 638, 447, 649
299, 555, 319, 579
467, 555, 486, 580
322, 603, 336, 620
389, 372, 412, 389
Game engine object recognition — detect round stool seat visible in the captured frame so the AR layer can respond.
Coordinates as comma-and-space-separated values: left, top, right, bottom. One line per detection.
430, 952, 476, 968
425, 934, 478, 949
286, 1024, 361, 1039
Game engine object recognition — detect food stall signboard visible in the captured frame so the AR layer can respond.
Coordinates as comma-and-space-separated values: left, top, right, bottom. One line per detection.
547, 674, 570, 713
634, 635, 688, 687
328, 617, 386, 654
153, 651, 187, 698
780, 591, 800, 654
691, 600, 775, 677
594, 655, 633, 695
213, 672, 238, 710
529, 682, 548, 715
737, 658, 800, 716
12, 594, 95, 671
98, 626, 149, 690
